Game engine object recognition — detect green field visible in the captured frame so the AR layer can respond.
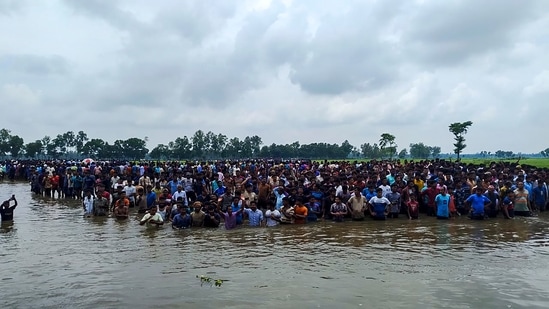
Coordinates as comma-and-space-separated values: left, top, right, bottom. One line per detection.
459, 158, 549, 169
318, 158, 549, 169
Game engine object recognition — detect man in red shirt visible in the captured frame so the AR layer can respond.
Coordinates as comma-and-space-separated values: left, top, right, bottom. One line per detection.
421, 181, 439, 216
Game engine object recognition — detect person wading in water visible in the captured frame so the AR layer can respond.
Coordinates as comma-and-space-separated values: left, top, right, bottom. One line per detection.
0, 195, 18, 222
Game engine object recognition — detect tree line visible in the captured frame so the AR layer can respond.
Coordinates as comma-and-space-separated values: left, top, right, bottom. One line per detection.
0, 121, 495, 160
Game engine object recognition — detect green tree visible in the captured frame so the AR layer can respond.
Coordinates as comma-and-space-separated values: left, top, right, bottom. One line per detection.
8, 135, 24, 158
249, 135, 263, 157
172, 136, 192, 159
204, 131, 215, 157
360, 142, 382, 159
75, 130, 89, 155
339, 140, 354, 159
541, 148, 549, 157
25, 140, 43, 158
191, 130, 206, 159
0, 128, 12, 156
449, 121, 473, 160
150, 144, 171, 160
82, 138, 107, 158
62, 131, 76, 152
379, 133, 397, 159
409, 143, 431, 159
118, 138, 148, 159
430, 146, 441, 158
41, 136, 51, 157
225, 137, 241, 158
398, 148, 407, 159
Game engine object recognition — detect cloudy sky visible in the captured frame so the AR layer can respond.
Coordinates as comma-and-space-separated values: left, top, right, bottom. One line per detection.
1, 0, 548, 154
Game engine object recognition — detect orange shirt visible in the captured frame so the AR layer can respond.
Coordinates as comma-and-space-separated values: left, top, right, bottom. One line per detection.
294, 205, 308, 224
116, 197, 130, 207
448, 195, 456, 212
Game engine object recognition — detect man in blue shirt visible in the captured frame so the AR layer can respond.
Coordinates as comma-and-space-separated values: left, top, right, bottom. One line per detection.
146, 185, 157, 210
243, 201, 264, 227
362, 184, 376, 202
435, 186, 450, 219
532, 181, 547, 212
466, 187, 491, 220
172, 207, 191, 229
214, 181, 227, 197
368, 188, 391, 220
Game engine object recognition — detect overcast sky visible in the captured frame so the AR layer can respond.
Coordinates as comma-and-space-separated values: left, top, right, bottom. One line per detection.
1, 0, 548, 154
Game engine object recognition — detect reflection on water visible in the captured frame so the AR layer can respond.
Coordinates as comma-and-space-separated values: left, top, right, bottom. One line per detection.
1, 183, 549, 308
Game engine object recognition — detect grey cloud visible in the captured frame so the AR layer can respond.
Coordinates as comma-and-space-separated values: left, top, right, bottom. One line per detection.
62, 0, 145, 33
286, 2, 402, 95
403, 0, 545, 65
177, 2, 289, 107
155, 1, 237, 44
0, 0, 24, 15
0, 54, 69, 76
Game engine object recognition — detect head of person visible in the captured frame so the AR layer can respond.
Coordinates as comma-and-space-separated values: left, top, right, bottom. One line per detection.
517, 181, 524, 190
376, 188, 383, 198
475, 186, 484, 195
149, 207, 157, 215
249, 201, 258, 211
390, 184, 398, 192
179, 206, 187, 215
354, 187, 361, 196
267, 201, 275, 210
193, 201, 202, 212
440, 186, 448, 195
232, 196, 240, 205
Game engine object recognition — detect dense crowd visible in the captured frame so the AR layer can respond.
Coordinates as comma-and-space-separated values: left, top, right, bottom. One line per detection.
1, 158, 547, 227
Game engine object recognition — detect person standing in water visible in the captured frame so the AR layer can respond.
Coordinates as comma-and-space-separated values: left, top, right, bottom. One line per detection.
139, 207, 164, 227
0, 195, 18, 222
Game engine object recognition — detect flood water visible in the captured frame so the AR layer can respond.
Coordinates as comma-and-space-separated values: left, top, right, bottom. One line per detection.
1, 182, 549, 309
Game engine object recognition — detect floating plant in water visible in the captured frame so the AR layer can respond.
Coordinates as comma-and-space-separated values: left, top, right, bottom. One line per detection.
197, 275, 225, 287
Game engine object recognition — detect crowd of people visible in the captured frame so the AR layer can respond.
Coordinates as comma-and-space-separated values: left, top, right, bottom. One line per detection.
0, 158, 547, 227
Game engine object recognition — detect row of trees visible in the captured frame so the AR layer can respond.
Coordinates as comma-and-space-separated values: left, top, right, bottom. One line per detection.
0, 122, 478, 160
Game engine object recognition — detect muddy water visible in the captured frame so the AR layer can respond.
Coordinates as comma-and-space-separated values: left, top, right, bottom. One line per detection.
1, 182, 549, 309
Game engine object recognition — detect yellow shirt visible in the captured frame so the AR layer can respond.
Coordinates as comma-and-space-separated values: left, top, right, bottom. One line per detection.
413, 179, 424, 191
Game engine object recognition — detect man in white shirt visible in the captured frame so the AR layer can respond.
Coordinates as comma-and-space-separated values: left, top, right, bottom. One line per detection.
172, 185, 188, 207
140, 207, 164, 226
265, 201, 281, 227
124, 180, 137, 207
82, 190, 94, 217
